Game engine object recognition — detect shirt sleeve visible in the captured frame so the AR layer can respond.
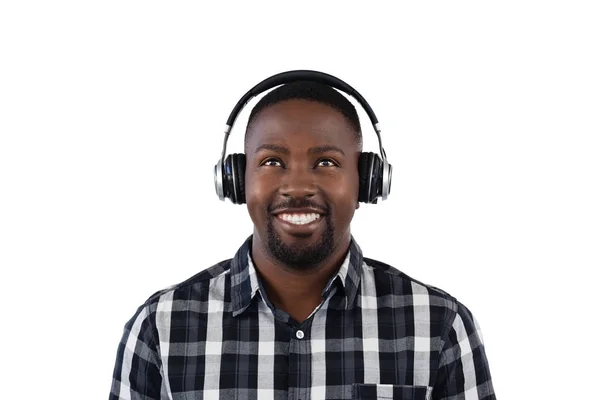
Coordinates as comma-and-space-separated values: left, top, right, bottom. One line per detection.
433, 300, 496, 400
109, 303, 164, 400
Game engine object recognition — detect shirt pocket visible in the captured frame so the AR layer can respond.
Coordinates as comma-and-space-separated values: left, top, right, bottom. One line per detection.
353, 384, 433, 400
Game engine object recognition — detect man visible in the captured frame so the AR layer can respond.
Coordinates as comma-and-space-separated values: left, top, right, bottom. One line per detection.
110, 72, 496, 399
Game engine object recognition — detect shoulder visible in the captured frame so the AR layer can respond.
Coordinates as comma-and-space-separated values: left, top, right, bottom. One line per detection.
363, 257, 458, 306
362, 257, 477, 333
139, 258, 234, 312
117, 259, 234, 347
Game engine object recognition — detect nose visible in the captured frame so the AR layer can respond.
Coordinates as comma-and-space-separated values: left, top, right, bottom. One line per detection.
278, 165, 318, 199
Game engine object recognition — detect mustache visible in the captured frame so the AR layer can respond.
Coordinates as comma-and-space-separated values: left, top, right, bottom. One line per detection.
268, 198, 329, 214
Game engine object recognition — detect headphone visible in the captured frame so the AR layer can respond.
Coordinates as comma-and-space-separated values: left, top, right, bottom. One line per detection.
214, 70, 392, 205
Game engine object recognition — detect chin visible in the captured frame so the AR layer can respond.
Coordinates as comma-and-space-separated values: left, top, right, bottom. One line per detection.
265, 213, 335, 271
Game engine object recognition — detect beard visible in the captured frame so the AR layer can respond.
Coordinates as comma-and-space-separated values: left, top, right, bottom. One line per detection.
265, 213, 335, 272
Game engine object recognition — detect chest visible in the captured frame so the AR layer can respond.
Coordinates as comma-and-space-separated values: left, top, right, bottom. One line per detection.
159, 303, 441, 400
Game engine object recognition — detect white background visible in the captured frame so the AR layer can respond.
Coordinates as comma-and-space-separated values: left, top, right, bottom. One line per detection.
1, 1, 598, 398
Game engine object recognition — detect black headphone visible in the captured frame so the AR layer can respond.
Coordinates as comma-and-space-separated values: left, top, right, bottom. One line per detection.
214, 70, 392, 205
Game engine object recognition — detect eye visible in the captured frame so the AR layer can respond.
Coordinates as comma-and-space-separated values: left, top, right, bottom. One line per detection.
261, 158, 283, 167
316, 158, 338, 167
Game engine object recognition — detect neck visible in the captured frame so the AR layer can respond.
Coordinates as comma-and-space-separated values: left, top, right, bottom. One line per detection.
250, 231, 351, 322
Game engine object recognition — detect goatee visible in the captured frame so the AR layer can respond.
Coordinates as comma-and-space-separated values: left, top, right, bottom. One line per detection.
265, 213, 334, 271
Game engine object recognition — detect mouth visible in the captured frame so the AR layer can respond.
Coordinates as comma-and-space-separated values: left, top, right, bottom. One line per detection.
276, 212, 323, 225
270, 209, 327, 236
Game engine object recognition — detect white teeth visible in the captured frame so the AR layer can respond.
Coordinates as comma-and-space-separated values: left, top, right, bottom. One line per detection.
279, 213, 321, 225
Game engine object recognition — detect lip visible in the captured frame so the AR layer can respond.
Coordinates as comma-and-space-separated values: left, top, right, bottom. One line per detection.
270, 207, 327, 216
272, 210, 325, 236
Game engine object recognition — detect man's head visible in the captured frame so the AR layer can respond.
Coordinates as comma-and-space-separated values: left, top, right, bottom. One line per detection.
244, 81, 363, 151
243, 81, 363, 272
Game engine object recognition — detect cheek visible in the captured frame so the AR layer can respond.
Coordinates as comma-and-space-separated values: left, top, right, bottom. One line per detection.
327, 174, 359, 217
244, 171, 274, 221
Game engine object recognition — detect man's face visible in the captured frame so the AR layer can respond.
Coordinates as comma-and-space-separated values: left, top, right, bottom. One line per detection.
245, 99, 360, 271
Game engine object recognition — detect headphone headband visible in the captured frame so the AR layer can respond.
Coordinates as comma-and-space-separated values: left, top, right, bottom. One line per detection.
220, 70, 387, 163
215, 70, 392, 203
226, 70, 380, 131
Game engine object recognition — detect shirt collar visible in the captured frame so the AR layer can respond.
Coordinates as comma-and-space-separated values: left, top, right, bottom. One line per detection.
231, 235, 364, 317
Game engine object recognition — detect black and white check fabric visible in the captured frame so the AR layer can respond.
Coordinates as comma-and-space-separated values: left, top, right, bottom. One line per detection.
110, 236, 496, 400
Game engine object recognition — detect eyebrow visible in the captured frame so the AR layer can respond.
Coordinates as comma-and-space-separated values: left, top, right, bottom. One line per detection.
255, 144, 290, 155
308, 145, 345, 156
254, 144, 345, 156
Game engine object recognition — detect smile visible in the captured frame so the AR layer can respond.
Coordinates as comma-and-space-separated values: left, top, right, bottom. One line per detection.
277, 213, 322, 225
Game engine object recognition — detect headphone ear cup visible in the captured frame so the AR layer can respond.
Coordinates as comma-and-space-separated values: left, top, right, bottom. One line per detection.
222, 154, 246, 204
358, 152, 373, 203
371, 155, 383, 202
358, 152, 383, 204
222, 154, 235, 202
233, 153, 246, 204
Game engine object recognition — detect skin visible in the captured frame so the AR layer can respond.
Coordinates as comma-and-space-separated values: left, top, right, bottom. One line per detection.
244, 99, 362, 323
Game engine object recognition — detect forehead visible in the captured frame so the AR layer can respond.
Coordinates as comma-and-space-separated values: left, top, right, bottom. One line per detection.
246, 99, 357, 150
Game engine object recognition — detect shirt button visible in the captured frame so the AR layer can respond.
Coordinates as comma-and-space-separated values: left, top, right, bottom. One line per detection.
296, 330, 305, 339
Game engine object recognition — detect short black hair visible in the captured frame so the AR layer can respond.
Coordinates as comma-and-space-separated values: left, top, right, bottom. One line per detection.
244, 80, 362, 150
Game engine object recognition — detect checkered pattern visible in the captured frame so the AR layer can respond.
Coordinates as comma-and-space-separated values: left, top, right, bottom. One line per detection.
110, 236, 495, 399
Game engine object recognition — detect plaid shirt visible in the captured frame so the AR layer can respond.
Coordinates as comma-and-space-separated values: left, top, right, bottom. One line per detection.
110, 236, 496, 400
